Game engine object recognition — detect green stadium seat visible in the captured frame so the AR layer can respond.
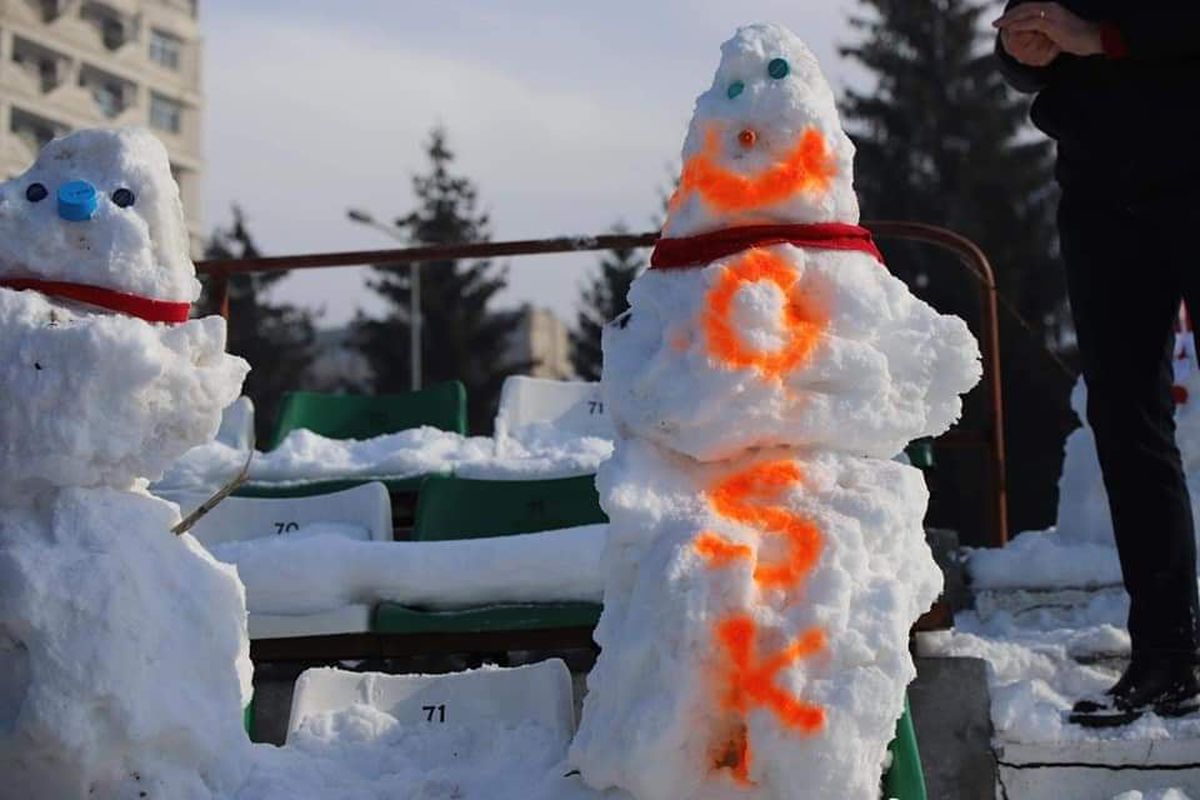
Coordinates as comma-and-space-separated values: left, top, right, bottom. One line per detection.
373, 474, 606, 635
270, 380, 467, 449
882, 697, 927, 800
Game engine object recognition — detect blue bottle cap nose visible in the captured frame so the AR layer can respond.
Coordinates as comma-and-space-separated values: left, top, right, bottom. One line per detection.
58, 180, 98, 222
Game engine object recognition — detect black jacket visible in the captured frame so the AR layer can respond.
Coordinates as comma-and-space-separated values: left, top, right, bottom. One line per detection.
996, 1, 1200, 197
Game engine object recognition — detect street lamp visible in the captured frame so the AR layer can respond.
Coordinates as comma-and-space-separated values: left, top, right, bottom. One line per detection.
346, 208, 421, 392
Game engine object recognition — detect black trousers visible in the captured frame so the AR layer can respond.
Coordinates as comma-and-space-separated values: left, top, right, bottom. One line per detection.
1059, 188, 1200, 661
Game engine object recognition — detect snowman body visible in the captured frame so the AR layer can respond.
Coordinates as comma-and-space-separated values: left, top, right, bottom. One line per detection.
570, 25, 980, 799
0, 129, 251, 799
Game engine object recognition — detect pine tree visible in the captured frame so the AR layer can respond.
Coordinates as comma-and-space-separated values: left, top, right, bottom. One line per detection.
354, 127, 523, 433
197, 206, 317, 445
841, 0, 1075, 540
571, 223, 644, 381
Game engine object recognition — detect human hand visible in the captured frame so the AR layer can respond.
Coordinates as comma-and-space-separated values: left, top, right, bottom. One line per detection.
1001, 28, 1062, 67
993, 2, 1104, 57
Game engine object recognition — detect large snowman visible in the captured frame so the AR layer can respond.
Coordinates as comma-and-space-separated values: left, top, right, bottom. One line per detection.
0, 129, 251, 799
569, 24, 981, 799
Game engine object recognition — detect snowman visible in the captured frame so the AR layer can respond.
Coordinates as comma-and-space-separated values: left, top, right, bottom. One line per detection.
569, 24, 981, 799
0, 129, 251, 799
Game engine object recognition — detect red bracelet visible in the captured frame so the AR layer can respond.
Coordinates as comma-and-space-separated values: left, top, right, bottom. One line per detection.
1100, 22, 1130, 59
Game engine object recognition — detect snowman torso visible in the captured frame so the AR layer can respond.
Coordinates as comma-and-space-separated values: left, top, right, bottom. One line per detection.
570, 24, 980, 799
0, 129, 252, 799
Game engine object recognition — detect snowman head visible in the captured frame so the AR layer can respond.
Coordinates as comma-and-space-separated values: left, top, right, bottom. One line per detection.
0, 128, 198, 308
663, 23, 859, 238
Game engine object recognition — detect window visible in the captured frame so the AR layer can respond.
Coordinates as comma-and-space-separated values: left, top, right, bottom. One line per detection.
149, 29, 182, 70
150, 93, 182, 134
93, 81, 122, 118
101, 15, 124, 50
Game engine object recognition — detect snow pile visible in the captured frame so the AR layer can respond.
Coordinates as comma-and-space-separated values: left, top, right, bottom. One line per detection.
155, 422, 613, 493
0, 129, 251, 799
570, 24, 980, 799
207, 523, 606, 615
1113, 791, 1195, 800
235, 711, 619, 800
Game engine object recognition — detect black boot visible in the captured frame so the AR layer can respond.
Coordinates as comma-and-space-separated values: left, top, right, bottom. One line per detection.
1070, 657, 1200, 728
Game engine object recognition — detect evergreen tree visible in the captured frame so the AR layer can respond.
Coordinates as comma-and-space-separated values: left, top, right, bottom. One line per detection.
355, 127, 522, 433
571, 223, 644, 381
197, 206, 317, 445
841, 0, 1075, 541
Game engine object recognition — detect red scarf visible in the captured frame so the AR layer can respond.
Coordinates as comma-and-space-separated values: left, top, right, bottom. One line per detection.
651, 223, 883, 269
0, 278, 191, 323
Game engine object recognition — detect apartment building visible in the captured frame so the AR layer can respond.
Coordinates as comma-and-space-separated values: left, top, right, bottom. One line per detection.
0, 0, 202, 237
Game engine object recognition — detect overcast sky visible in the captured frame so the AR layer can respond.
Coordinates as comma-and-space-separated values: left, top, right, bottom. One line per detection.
201, 1, 865, 328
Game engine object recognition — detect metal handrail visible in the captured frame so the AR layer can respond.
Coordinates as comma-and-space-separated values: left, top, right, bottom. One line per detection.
196, 221, 1008, 546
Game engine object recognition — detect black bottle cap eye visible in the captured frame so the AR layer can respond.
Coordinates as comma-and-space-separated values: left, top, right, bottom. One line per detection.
111, 188, 135, 208
25, 183, 47, 202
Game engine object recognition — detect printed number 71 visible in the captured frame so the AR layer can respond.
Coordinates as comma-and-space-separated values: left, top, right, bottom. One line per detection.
422, 704, 446, 722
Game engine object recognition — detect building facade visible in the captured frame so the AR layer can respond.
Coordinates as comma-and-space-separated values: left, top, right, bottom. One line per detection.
506, 304, 575, 381
0, 0, 201, 237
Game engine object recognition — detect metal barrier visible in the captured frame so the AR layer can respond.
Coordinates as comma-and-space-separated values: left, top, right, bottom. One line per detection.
197, 221, 1008, 546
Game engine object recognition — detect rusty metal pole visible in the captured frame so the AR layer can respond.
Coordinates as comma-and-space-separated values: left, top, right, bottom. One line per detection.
865, 221, 1009, 547
210, 270, 231, 321
195, 223, 1009, 546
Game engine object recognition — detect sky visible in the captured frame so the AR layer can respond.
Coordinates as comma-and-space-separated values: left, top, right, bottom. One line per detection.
201, 1, 865, 329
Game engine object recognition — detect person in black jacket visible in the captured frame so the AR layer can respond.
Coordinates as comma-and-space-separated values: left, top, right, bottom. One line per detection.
994, 1, 1200, 726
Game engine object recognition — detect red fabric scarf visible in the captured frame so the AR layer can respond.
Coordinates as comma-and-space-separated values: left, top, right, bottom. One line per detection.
0, 278, 191, 323
651, 223, 883, 269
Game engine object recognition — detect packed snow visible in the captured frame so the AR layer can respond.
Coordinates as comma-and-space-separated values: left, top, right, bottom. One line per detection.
571, 23, 980, 799
155, 422, 613, 493
208, 523, 606, 615
0, 129, 252, 799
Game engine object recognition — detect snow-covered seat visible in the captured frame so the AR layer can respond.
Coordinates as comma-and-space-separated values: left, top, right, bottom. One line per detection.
494, 376, 614, 442
215, 395, 255, 451
173, 482, 393, 640
285, 659, 577, 747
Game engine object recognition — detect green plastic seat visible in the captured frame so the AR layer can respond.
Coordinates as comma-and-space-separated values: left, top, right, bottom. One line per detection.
373, 474, 606, 635
235, 475, 425, 499
882, 697, 927, 800
270, 380, 467, 449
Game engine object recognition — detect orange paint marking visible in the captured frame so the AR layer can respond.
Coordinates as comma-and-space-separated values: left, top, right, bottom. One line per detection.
695, 460, 823, 590
702, 248, 826, 382
710, 615, 827, 783
695, 531, 753, 567
669, 124, 836, 214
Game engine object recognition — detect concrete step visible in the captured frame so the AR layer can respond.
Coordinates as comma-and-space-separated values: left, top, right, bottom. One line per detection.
973, 584, 1124, 623
996, 738, 1200, 800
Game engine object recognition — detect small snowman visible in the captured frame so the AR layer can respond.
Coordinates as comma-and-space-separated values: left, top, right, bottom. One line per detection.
0, 129, 251, 799
569, 24, 980, 799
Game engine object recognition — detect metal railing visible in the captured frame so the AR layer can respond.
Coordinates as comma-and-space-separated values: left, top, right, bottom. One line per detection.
197, 221, 1008, 547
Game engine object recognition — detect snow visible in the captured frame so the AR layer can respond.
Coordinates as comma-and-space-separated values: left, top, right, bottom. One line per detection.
0, 488, 253, 798
570, 23, 980, 800
155, 422, 613, 494
0, 128, 252, 799
572, 442, 942, 799
1113, 791, 1194, 800
235, 716, 622, 800
0, 128, 198, 301
0, 288, 247, 505
662, 24, 859, 238
603, 246, 981, 463
207, 524, 606, 615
